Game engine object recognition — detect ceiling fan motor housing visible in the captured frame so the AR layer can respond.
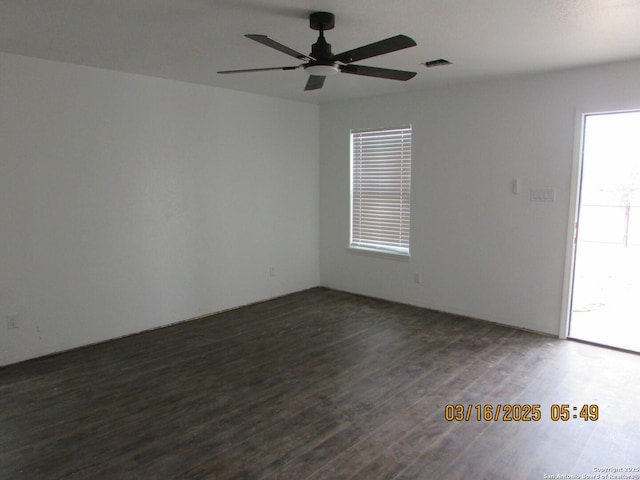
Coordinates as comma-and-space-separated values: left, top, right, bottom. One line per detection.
306, 37, 339, 75
310, 35, 333, 62
306, 12, 339, 75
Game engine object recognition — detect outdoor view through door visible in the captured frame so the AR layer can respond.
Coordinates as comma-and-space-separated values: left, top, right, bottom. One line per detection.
569, 110, 640, 352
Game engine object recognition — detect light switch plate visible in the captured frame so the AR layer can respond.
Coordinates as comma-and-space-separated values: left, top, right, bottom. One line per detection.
530, 188, 556, 202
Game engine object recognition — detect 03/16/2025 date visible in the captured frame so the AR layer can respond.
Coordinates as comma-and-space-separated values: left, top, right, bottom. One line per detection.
444, 404, 599, 422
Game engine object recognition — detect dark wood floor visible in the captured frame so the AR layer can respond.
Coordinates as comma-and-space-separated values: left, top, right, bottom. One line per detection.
1, 288, 639, 479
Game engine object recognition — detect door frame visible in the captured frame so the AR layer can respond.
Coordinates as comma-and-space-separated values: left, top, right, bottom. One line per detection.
560, 107, 640, 339
559, 109, 587, 339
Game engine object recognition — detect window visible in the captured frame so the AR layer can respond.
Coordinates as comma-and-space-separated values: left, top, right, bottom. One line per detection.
350, 125, 412, 255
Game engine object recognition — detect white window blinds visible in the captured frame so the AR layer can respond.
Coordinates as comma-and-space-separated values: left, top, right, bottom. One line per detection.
350, 126, 412, 255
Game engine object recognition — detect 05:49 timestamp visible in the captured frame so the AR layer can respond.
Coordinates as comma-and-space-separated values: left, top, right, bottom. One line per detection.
549, 403, 599, 421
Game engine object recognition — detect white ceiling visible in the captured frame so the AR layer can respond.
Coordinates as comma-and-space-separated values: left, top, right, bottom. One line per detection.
2, 0, 640, 104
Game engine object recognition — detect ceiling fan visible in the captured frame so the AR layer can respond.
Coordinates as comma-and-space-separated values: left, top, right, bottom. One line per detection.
218, 12, 417, 91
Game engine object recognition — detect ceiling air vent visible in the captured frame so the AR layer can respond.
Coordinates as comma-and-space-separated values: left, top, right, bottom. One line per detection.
423, 59, 451, 68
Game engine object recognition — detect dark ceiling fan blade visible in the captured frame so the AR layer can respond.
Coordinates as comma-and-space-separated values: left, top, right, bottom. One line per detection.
340, 64, 417, 81
218, 65, 301, 74
334, 35, 416, 64
245, 34, 314, 61
304, 75, 326, 91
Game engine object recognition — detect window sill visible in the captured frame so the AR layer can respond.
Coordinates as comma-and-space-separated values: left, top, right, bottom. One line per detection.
348, 246, 410, 261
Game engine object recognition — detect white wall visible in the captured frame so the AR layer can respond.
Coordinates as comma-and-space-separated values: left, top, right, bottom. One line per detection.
0, 53, 319, 366
320, 59, 640, 335
4, 52, 639, 368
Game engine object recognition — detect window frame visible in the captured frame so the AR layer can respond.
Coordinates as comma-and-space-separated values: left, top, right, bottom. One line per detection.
349, 125, 412, 257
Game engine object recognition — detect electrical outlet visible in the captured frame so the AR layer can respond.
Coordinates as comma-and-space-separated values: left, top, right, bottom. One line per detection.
269, 267, 276, 277
414, 272, 423, 284
6, 314, 19, 330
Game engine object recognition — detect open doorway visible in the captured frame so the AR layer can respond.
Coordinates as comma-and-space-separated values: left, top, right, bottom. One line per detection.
569, 110, 640, 352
